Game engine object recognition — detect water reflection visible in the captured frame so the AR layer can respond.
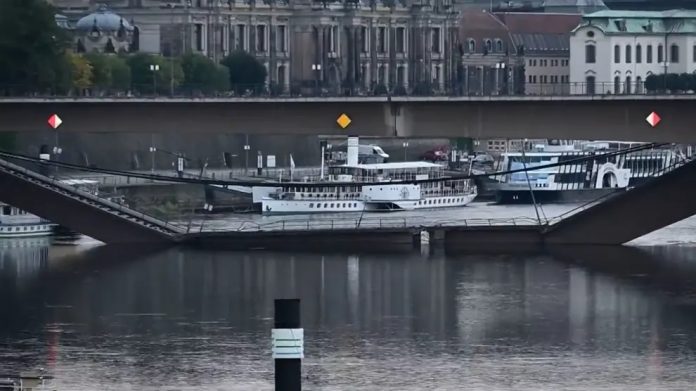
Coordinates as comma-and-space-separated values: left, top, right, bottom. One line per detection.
1, 242, 696, 390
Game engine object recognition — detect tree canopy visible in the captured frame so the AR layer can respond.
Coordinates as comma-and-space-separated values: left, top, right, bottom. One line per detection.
0, 0, 71, 94
127, 53, 184, 95
221, 51, 267, 94
181, 53, 230, 95
86, 53, 132, 93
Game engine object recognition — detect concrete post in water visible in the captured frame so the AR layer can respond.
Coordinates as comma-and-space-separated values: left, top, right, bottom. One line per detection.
273, 299, 302, 391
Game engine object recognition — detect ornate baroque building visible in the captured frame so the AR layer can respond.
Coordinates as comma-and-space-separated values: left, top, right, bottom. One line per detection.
50, 0, 460, 94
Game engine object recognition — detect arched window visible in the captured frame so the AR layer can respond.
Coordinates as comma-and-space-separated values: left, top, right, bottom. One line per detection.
636, 44, 642, 63
586, 44, 596, 63
636, 76, 643, 94
647, 44, 653, 63
485, 39, 492, 53
625, 45, 632, 63
670, 44, 679, 62
657, 44, 664, 63
495, 39, 503, 52
468, 39, 475, 52
614, 76, 621, 94
614, 45, 621, 63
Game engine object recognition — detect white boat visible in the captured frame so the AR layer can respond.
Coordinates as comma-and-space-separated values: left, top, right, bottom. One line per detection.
490, 141, 679, 204
0, 203, 55, 237
261, 137, 477, 215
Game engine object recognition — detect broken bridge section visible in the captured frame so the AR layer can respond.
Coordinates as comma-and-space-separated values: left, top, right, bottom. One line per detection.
543, 158, 696, 245
0, 158, 183, 244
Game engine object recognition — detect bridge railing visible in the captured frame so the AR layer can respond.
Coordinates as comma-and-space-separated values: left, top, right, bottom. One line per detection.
1, 81, 695, 99
191, 215, 542, 233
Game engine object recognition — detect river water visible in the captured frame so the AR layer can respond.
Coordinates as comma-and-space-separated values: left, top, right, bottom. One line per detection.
2, 212, 696, 390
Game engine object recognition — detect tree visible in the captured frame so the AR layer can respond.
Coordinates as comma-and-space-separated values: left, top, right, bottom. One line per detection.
67, 52, 93, 93
127, 53, 183, 95
86, 53, 131, 93
0, 0, 71, 95
181, 53, 230, 95
221, 51, 267, 94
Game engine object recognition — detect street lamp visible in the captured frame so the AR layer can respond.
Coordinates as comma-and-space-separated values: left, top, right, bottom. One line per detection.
402, 141, 409, 161
150, 64, 160, 95
149, 146, 157, 173
494, 62, 506, 95
243, 143, 251, 174
312, 64, 322, 95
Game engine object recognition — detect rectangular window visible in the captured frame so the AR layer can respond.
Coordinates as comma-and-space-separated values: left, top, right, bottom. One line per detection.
378, 27, 386, 53
396, 27, 405, 54
693, 45, 696, 62
586, 44, 596, 63
235, 24, 246, 51
670, 44, 679, 63
360, 26, 368, 53
329, 25, 338, 53
529, 59, 533, 66
256, 25, 266, 52
647, 44, 653, 63
195, 24, 204, 51
657, 45, 663, 63
276, 25, 287, 52
431, 28, 441, 53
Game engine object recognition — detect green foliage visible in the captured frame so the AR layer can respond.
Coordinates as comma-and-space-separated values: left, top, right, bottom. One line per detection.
67, 52, 93, 92
373, 83, 388, 95
86, 53, 131, 92
181, 53, 230, 94
392, 84, 407, 96
646, 73, 696, 93
221, 51, 267, 94
412, 81, 434, 96
127, 53, 183, 94
0, 0, 72, 94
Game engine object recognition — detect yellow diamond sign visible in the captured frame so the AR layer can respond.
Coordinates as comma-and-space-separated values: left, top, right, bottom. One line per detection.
336, 113, 352, 129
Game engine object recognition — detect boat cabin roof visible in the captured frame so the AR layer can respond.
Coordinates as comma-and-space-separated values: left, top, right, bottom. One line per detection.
334, 161, 444, 170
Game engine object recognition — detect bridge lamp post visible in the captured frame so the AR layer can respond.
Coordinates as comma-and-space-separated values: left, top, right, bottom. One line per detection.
150, 64, 160, 95
402, 141, 409, 161
312, 64, 322, 95
244, 144, 251, 174
149, 146, 156, 173
494, 62, 506, 95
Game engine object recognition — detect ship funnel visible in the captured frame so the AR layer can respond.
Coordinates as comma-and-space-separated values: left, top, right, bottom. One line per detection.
347, 136, 359, 166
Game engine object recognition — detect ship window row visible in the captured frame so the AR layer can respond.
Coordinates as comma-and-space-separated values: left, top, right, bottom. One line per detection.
309, 203, 359, 209
417, 197, 466, 205
287, 186, 360, 193
0, 225, 49, 232
1, 206, 28, 216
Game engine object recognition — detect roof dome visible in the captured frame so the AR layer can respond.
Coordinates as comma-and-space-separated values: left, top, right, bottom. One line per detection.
75, 5, 133, 33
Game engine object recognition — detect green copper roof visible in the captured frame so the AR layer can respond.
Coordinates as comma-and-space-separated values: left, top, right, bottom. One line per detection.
577, 9, 696, 33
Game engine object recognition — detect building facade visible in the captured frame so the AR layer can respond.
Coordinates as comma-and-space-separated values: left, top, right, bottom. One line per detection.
50, 0, 460, 95
569, 10, 696, 94
500, 12, 581, 94
457, 10, 581, 95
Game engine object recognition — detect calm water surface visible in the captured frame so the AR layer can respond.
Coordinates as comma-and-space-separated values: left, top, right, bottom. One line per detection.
2, 216, 696, 390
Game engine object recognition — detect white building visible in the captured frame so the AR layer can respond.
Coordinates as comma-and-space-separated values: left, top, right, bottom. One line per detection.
569, 10, 696, 94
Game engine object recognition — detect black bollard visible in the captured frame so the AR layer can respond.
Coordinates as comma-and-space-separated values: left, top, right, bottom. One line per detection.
273, 299, 302, 391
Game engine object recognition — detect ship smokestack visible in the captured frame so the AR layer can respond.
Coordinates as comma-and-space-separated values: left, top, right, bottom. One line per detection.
347, 136, 359, 166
